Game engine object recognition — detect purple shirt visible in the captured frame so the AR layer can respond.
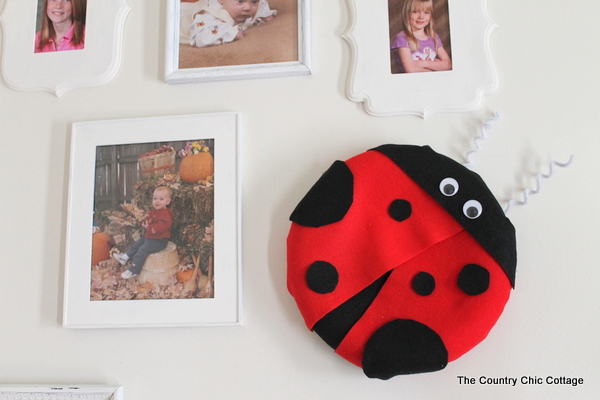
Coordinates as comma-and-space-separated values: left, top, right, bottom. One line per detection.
34, 24, 85, 53
391, 31, 442, 61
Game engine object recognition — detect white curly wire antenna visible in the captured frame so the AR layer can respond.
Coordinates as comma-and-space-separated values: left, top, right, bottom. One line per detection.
463, 112, 502, 168
462, 113, 574, 214
503, 156, 574, 214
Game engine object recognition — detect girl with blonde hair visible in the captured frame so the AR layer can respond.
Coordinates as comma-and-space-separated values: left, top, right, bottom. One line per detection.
35, 0, 86, 53
391, 0, 451, 73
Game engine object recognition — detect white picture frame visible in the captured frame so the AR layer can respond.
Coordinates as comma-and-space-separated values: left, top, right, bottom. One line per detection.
0, 0, 130, 97
343, 0, 498, 117
165, 0, 311, 83
63, 112, 242, 328
0, 385, 123, 400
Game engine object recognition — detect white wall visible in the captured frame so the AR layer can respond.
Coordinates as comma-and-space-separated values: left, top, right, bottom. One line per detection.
1, 1, 599, 399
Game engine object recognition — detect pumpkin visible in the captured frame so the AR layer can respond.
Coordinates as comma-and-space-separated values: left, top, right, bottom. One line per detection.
179, 152, 214, 184
91, 232, 112, 266
176, 268, 196, 283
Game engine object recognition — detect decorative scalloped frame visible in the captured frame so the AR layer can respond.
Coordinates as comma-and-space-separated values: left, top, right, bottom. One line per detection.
343, 0, 498, 117
165, 0, 311, 84
0, 0, 131, 97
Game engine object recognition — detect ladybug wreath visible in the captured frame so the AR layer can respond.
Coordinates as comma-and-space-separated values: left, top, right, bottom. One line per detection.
287, 144, 517, 380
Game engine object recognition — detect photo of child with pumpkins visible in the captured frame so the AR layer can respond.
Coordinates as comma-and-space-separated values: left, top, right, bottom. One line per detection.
90, 139, 216, 301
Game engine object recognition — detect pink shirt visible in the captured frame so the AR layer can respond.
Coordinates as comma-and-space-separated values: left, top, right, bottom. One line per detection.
34, 24, 85, 53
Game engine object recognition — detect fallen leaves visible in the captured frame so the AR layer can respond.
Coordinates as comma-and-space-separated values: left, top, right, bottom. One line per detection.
90, 258, 204, 301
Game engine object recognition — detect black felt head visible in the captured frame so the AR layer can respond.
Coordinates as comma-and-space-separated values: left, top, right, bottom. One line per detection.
373, 145, 517, 288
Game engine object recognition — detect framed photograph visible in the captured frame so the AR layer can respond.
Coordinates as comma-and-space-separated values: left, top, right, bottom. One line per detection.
63, 113, 242, 328
343, 0, 498, 117
0, 0, 130, 96
0, 385, 123, 400
165, 0, 311, 83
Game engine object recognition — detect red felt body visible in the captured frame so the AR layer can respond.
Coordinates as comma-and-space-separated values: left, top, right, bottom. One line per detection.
287, 150, 512, 368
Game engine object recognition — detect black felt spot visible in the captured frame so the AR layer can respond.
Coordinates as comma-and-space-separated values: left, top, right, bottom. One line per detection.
313, 271, 392, 349
362, 319, 448, 379
457, 264, 490, 296
306, 261, 339, 294
412, 272, 435, 296
389, 199, 412, 222
290, 161, 354, 227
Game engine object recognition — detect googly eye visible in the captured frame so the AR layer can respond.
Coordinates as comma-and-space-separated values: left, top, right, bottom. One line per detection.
439, 178, 459, 196
463, 200, 483, 219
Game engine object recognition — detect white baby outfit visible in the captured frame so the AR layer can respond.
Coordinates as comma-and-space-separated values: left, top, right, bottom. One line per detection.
180, 0, 277, 47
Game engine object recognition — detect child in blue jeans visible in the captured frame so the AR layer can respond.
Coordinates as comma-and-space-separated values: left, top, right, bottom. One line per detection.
114, 186, 174, 279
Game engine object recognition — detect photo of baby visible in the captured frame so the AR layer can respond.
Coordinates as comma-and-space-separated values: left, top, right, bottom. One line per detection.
178, 0, 298, 69
34, 0, 87, 53
388, 0, 452, 74
186, 0, 276, 48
